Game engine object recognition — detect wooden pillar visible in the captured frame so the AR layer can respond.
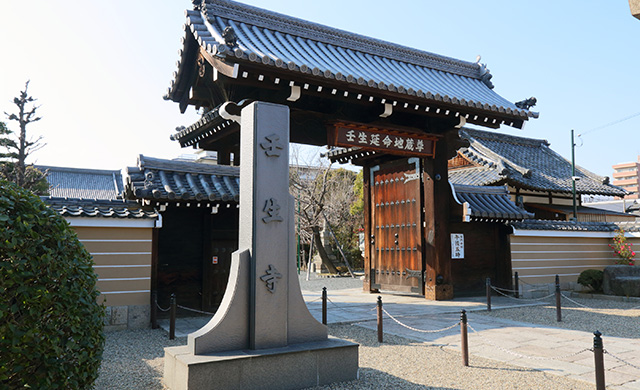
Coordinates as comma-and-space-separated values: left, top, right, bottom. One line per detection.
217, 150, 231, 165
362, 165, 376, 292
423, 136, 453, 300
150, 227, 160, 326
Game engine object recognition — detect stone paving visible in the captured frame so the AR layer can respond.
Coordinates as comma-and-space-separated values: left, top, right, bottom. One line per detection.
304, 287, 640, 390
160, 287, 640, 389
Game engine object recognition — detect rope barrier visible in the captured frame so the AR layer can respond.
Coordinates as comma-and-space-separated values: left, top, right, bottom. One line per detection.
490, 286, 555, 301
467, 324, 592, 361
560, 293, 640, 311
560, 293, 595, 309
492, 285, 548, 294
156, 302, 171, 312
604, 349, 640, 371
176, 305, 216, 316
381, 307, 460, 334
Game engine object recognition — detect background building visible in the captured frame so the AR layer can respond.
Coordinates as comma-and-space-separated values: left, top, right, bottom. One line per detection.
612, 156, 640, 199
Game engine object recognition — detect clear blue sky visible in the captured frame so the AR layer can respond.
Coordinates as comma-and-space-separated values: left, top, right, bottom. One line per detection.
1, 1, 638, 177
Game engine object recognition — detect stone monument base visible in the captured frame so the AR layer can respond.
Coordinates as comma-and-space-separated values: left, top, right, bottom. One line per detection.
164, 338, 359, 390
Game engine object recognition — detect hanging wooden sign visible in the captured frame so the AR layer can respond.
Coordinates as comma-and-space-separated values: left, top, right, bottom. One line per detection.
327, 122, 439, 158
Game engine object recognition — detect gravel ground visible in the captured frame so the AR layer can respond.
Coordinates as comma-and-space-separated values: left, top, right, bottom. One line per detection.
95, 324, 591, 390
95, 278, 636, 389
298, 273, 364, 291
481, 295, 640, 339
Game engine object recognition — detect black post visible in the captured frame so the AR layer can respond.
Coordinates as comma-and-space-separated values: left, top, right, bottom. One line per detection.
377, 296, 383, 343
322, 287, 327, 325
555, 274, 562, 322
486, 277, 492, 312
169, 293, 176, 340
151, 291, 159, 329
514, 272, 519, 299
593, 331, 605, 390
461, 310, 469, 367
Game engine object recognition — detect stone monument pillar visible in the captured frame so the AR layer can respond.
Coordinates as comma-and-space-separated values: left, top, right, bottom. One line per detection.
163, 102, 358, 390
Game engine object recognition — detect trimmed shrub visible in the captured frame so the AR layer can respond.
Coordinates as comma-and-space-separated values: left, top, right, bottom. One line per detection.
0, 180, 105, 389
577, 269, 604, 292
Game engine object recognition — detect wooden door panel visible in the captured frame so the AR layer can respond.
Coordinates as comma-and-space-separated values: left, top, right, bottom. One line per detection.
370, 158, 423, 293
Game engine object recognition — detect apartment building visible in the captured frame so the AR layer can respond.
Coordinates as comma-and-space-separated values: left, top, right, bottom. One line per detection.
612, 156, 640, 199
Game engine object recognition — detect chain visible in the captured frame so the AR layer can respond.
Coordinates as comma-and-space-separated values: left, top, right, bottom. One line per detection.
491, 286, 518, 293
381, 307, 460, 333
492, 285, 546, 294
467, 324, 592, 361
604, 349, 640, 371
176, 305, 216, 316
560, 293, 594, 309
155, 302, 171, 312
491, 286, 555, 301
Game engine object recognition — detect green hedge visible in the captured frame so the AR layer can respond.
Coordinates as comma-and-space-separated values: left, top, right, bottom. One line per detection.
0, 181, 105, 389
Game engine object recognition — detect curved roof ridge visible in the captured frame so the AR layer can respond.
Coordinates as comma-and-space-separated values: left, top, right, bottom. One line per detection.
137, 154, 239, 176
201, 0, 483, 80
460, 127, 550, 148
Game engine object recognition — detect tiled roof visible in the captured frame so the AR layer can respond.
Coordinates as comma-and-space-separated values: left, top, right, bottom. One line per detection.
38, 166, 157, 219
451, 184, 534, 221
125, 155, 239, 202
39, 166, 124, 200
44, 198, 158, 219
166, 0, 536, 128
510, 219, 640, 232
170, 104, 237, 148
449, 128, 627, 196
582, 200, 640, 216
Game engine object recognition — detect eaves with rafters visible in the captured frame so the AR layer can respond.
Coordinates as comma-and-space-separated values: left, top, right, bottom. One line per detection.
166, 0, 538, 151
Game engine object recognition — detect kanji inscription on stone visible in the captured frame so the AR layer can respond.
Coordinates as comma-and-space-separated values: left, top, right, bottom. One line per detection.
262, 198, 284, 223
259, 133, 284, 157
260, 264, 282, 293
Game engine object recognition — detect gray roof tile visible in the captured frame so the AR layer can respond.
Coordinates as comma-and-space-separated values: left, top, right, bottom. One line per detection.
510, 219, 640, 232
43, 198, 157, 219
39, 166, 124, 200
452, 184, 534, 221
166, 0, 535, 127
125, 155, 239, 203
449, 128, 627, 196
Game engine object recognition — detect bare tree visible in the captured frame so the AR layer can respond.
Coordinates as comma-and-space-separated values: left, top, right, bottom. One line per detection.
289, 146, 362, 273
2, 81, 47, 193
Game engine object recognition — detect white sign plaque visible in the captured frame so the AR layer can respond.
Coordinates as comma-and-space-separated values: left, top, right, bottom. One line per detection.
451, 233, 464, 259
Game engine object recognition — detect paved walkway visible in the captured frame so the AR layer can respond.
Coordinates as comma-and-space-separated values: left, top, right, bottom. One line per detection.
304, 287, 640, 390
160, 287, 640, 389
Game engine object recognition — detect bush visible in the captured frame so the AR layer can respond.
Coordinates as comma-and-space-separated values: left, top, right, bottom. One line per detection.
0, 181, 105, 389
577, 269, 604, 292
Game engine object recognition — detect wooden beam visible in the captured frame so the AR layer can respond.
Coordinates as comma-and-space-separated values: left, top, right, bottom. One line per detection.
199, 47, 239, 79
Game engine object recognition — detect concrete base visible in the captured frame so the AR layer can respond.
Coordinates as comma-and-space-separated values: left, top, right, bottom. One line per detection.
425, 284, 454, 300
163, 338, 359, 390
104, 304, 150, 331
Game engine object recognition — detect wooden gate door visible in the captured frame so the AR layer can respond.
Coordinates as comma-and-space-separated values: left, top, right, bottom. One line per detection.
370, 158, 423, 294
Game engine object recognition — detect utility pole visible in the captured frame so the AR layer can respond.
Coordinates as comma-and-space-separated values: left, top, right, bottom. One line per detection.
571, 129, 578, 221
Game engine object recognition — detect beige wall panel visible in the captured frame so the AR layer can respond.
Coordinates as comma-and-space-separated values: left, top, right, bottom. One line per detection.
512, 236, 611, 245
95, 266, 151, 279
98, 292, 149, 307
92, 253, 152, 267
512, 245, 612, 254
97, 278, 150, 293
74, 226, 152, 241
512, 251, 616, 261
81, 240, 152, 253
511, 234, 640, 285
513, 258, 617, 268
518, 275, 579, 284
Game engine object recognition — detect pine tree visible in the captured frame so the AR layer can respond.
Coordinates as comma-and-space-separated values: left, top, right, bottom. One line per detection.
2, 81, 48, 194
